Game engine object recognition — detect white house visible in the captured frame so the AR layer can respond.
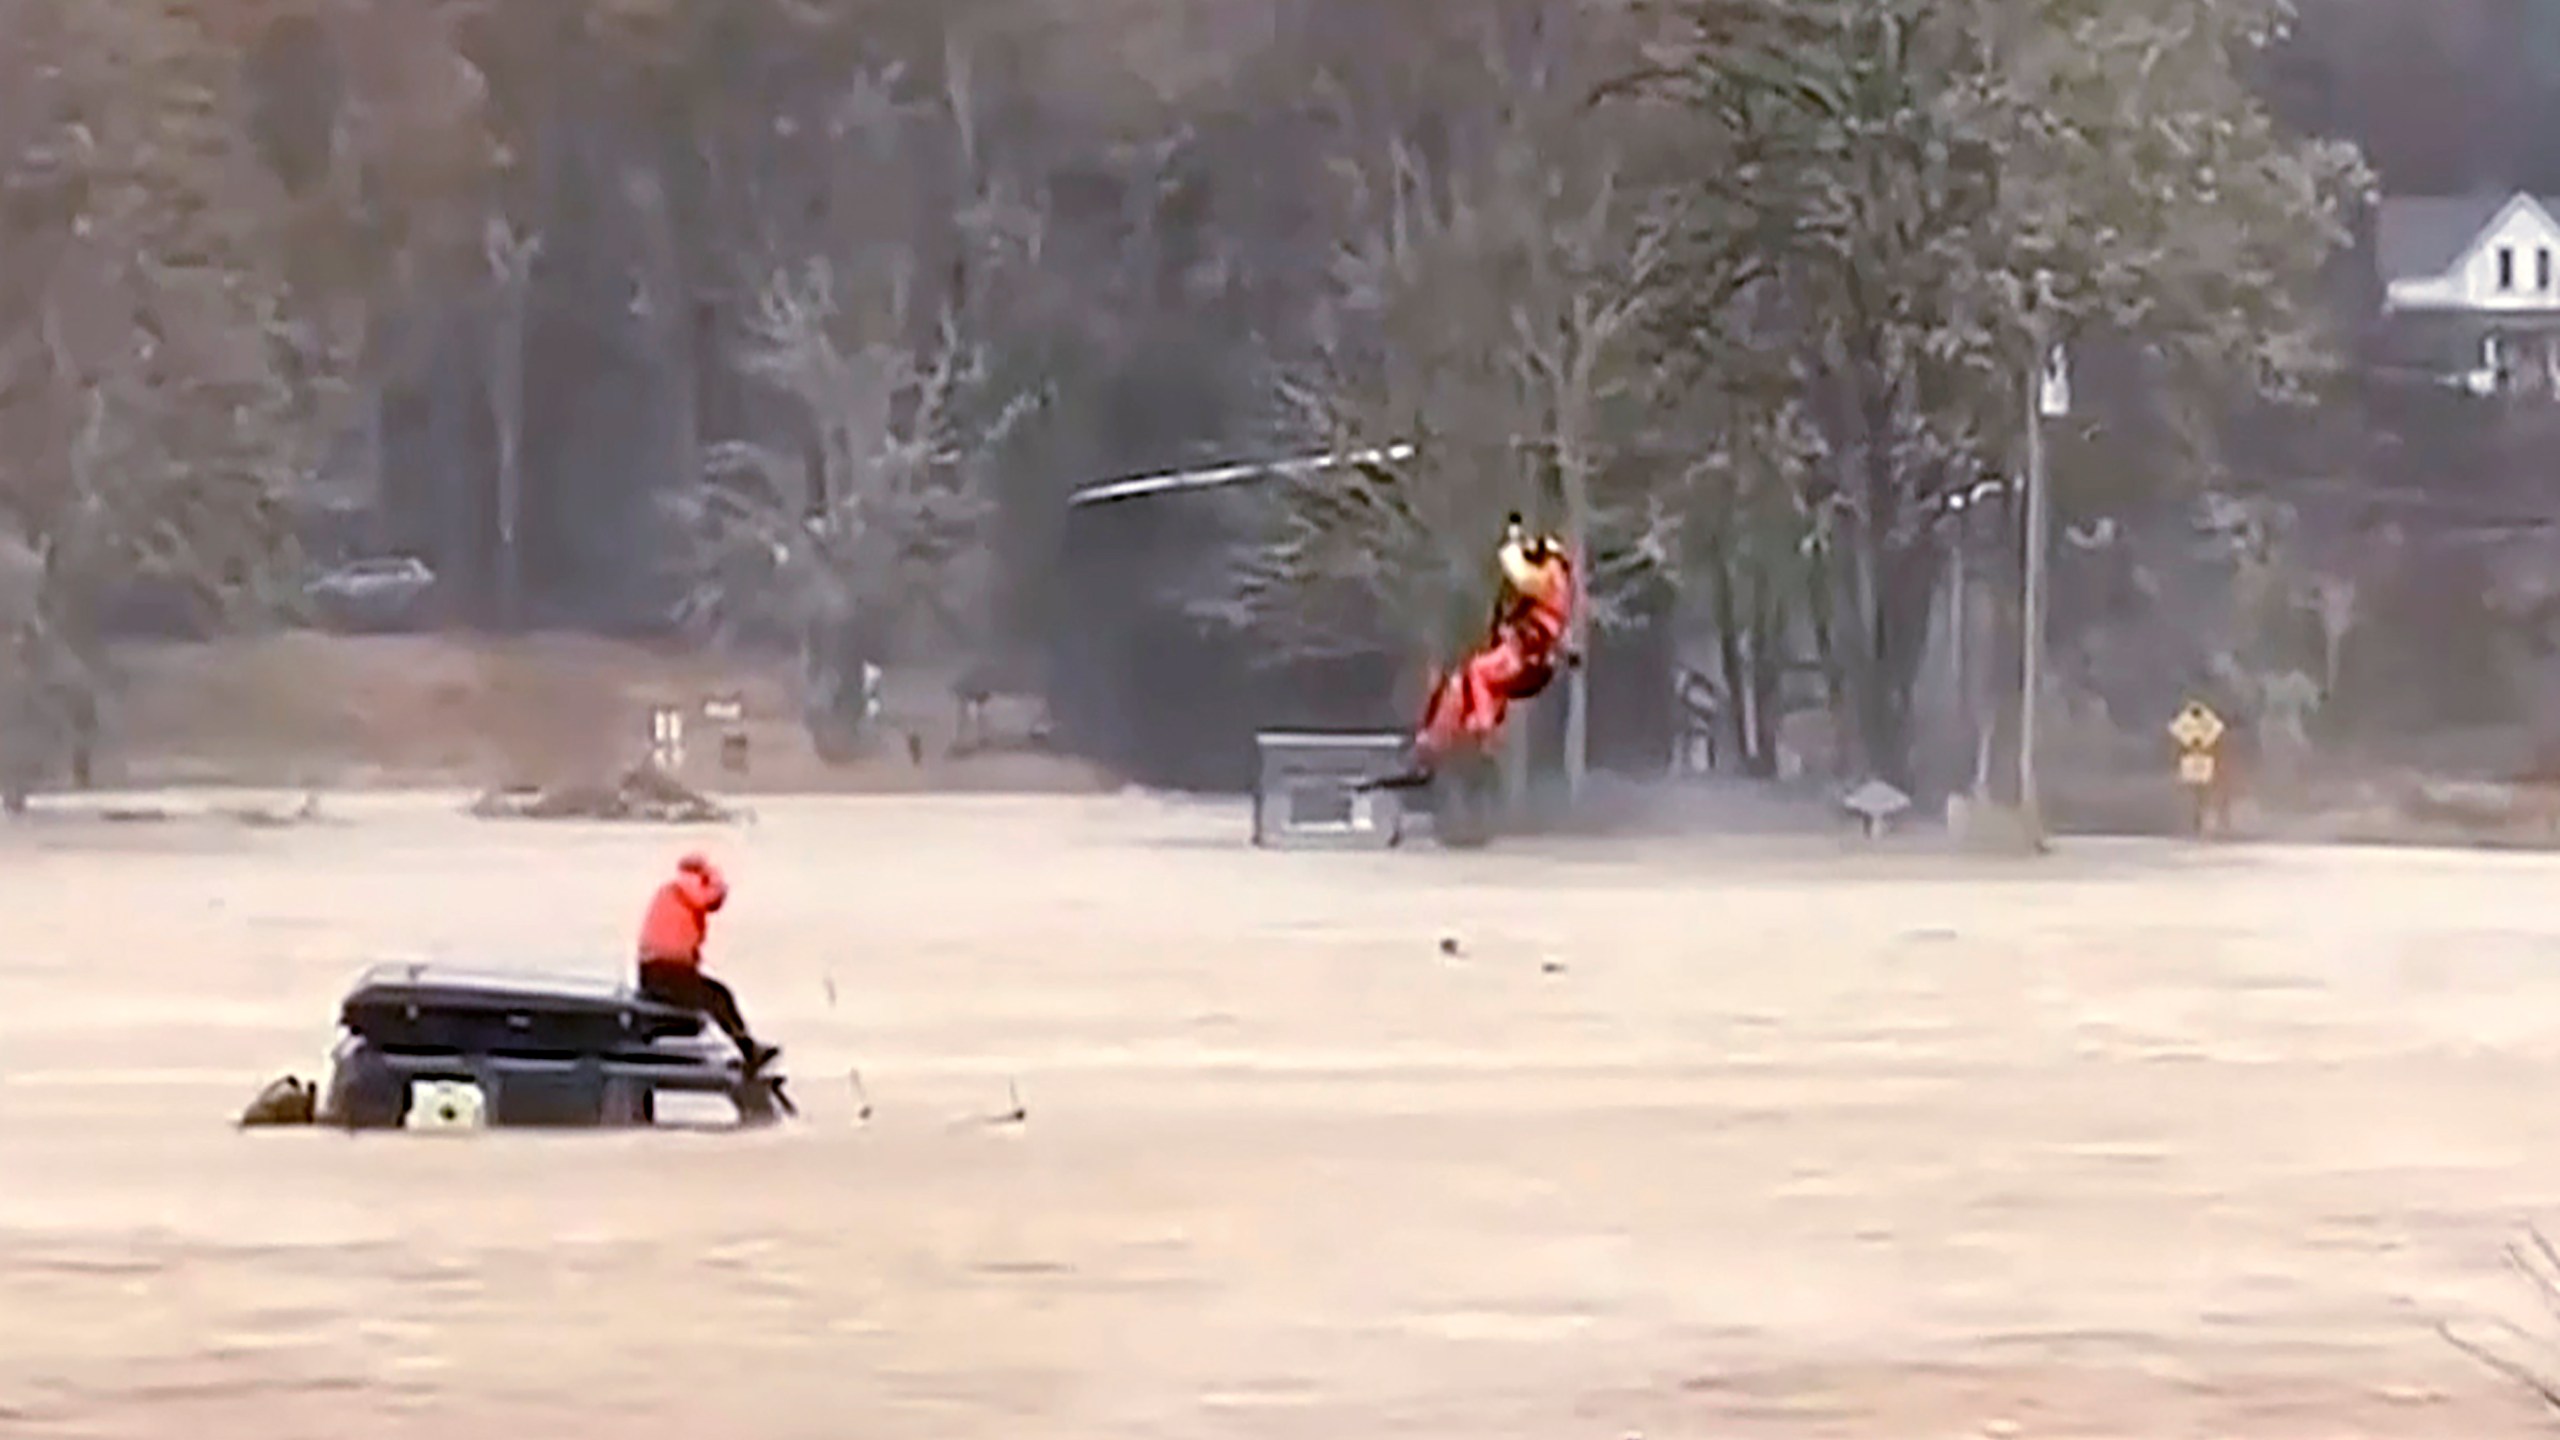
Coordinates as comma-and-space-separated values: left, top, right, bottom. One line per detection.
2377, 190, 2560, 395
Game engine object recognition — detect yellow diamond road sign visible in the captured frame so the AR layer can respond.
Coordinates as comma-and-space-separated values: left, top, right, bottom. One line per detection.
2168, 701, 2225, 751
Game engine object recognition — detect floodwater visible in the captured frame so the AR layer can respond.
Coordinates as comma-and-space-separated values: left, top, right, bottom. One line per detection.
4, 792, 2560, 1437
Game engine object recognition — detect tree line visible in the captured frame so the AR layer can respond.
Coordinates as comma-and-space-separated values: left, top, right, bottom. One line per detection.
0, 0, 2405, 801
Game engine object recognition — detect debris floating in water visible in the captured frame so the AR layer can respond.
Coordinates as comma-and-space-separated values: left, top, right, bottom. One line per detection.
238, 1075, 317, 1127
468, 763, 738, 824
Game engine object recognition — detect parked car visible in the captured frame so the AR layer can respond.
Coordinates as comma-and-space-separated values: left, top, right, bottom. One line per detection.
302, 555, 438, 632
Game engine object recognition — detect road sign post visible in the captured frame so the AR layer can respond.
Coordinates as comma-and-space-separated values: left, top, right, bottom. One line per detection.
648, 705, 685, 773
2168, 700, 2228, 837
705, 694, 748, 774
2018, 332, 2066, 848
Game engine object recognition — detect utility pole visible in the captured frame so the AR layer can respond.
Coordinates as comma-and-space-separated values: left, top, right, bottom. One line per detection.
1948, 501, 1968, 793
2018, 330, 2063, 847
1561, 503, 1589, 805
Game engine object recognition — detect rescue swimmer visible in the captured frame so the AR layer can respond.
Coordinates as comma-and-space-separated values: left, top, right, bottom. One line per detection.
1365, 511, 1578, 792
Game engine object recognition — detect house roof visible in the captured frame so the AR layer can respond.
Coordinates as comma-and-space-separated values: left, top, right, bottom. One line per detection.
2378, 192, 2560, 282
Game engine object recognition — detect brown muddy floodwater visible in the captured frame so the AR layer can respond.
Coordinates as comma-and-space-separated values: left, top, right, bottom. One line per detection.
3, 792, 2560, 1438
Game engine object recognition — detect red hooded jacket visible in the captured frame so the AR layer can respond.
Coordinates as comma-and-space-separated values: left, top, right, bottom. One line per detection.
637, 854, 729, 967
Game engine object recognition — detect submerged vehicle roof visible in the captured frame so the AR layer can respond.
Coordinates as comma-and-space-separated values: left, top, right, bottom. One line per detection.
337, 962, 706, 1050
345, 963, 629, 999
343, 963, 665, 1011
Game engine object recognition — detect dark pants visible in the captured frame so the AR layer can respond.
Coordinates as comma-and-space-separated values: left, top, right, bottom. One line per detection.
638, 960, 756, 1054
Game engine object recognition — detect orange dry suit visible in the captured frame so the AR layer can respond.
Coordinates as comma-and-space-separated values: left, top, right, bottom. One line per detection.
1412, 520, 1577, 765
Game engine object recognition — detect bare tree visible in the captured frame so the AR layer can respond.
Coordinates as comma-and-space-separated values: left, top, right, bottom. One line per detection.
0, 0, 322, 810
483, 216, 541, 627
2442, 1224, 2560, 1416
669, 256, 1034, 727
1626, 0, 2365, 790
1505, 162, 1667, 797
1219, 11, 1663, 797
1218, 136, 1529, 679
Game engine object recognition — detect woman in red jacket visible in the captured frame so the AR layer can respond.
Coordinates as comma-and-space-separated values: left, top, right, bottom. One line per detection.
636, 853, 775, 1070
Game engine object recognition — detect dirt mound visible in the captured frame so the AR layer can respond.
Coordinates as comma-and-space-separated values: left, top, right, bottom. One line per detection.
469, 763, 740, 824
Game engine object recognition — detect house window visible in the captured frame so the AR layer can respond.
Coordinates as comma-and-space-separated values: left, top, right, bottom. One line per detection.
2540, 248, 2551, 291
2501, 246, 2518, 291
